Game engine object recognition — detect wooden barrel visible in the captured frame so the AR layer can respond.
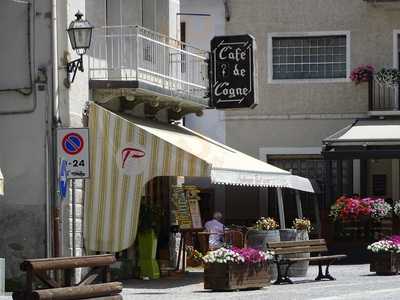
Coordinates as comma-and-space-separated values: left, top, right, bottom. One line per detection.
246, 229, 280, 280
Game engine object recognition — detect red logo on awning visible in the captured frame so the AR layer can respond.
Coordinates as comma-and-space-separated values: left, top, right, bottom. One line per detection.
121, 147, 145, 169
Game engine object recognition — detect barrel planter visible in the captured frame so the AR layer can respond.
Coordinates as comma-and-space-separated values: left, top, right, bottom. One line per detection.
278, 229, 297, 276
290, 230, 310, 277
204, 262, 272, 291
370, 252, 400, 275
246, 229, 280, 280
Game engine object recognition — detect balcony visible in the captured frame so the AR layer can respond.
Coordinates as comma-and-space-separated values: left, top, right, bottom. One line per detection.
88, 25, 209, 117
368, 76, 400, 115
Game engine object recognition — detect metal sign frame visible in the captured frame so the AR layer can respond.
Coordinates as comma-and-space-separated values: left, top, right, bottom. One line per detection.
57, 127, 90, 179
210, 34, 258, 109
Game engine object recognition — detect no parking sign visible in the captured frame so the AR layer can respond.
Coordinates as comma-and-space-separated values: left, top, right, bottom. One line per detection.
57, 128, 90, 179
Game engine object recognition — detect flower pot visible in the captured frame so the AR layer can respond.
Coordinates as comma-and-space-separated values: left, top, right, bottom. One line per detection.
138, 229, 160, 279
370, 252, 400, 275
204, 262, 272, 291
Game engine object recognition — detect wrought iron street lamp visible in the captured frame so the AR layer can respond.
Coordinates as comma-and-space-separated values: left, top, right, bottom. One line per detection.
66, 11, 93, 83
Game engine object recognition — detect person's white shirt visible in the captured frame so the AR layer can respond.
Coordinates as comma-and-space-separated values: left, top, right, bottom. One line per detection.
204, 219, 224, 249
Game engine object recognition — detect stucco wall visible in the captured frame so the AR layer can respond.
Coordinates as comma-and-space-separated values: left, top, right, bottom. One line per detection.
181, 0, 226, 143
225, 0, 400, 117
0, 0, 52, 281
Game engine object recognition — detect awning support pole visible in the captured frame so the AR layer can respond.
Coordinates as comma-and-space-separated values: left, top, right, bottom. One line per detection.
295, 191, 303, 218
277, 188, 286, 229
313, 195, 321, 238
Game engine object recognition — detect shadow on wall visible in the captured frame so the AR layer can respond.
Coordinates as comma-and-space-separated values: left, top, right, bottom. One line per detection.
0, 203, 46, 291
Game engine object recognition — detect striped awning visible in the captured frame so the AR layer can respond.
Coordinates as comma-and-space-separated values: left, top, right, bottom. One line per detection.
85, 103, 313, 252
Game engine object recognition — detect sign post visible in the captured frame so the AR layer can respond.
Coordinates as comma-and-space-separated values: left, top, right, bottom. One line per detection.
57, 128, 90, 258
57, 128, 90, 179
210, 34, 258, 109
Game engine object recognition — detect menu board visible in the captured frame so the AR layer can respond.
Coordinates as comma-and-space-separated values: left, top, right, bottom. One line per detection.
171, 185, 202, 230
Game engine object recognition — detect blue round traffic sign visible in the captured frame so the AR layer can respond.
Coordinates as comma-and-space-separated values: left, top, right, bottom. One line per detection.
62, 132, 84, 155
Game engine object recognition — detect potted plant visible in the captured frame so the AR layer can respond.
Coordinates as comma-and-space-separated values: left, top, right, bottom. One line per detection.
246, 217, 280, 250
350, 65, 374, 84
246, 217, 279, 279
288, 218, 313, 277
137, 199, 163, 279
368, 236, 400, 275
203, 247, 273, 290
376, 68, 400, 87
186, 245, 203, 267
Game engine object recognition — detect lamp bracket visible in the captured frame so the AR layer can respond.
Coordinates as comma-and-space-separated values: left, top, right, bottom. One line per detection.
66, 55, 84, 84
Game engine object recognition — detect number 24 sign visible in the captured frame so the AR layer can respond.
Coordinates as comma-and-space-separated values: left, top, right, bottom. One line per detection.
57, 128, 90, 179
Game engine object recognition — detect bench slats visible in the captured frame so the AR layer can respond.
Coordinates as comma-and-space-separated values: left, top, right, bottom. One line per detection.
284, 254, 347, 263
21, 255, 116, 271
272, 245, 328, 255
268, 239, 326, 249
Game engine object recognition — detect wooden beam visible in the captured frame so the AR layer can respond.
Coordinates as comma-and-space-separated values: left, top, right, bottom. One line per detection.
295, 191, 303, 218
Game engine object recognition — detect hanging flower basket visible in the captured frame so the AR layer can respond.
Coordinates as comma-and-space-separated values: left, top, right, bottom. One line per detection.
350, 65, 374, 84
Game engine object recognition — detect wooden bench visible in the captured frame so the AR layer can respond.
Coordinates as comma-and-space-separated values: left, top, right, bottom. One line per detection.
12, 254, 123, 300
267, 239, 347, 285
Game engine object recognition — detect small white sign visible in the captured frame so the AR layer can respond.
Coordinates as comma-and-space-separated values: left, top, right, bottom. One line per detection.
57, 128, 90, 179
116, 143, 147, 176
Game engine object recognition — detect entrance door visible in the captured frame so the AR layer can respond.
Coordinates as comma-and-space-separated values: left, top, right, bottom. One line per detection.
267, 155, 353, 228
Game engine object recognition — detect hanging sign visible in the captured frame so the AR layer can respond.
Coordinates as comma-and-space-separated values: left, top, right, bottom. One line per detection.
210, 34, 258, 109
57, 128, 90, 179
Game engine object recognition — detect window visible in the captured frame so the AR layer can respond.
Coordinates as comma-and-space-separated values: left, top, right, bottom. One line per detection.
269, 33, 350, 81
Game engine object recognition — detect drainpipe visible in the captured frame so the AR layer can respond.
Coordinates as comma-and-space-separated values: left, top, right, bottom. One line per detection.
51, 0, 60, 258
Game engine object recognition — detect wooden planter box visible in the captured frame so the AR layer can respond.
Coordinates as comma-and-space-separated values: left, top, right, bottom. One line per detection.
204, 262, 272, 291
370, 252, 400, 275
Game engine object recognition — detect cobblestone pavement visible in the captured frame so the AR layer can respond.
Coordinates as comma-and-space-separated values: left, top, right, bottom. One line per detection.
122, 264, 400, 300
1, 264, 400, 299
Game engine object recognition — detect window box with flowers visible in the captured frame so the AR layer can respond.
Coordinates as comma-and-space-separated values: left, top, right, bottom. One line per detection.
203, 247, 273, 291
368, 236, 400, 275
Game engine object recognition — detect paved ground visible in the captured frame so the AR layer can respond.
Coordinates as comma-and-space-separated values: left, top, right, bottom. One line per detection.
122, 264, 400, 300
1, 264, 400, 299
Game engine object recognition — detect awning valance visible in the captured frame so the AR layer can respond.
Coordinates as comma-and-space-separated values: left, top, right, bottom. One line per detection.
85, 103, 313, 252
322, 119, 400, 159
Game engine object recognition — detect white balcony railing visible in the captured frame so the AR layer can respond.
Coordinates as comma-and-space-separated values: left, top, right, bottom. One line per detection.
88, 25, 209, 105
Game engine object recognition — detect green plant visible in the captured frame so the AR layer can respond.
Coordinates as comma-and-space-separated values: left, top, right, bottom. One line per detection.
138, 198, 163, 233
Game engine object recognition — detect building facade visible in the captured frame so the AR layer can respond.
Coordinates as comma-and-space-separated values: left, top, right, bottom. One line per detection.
184, 0, 400, 228
0, 0, 184, 285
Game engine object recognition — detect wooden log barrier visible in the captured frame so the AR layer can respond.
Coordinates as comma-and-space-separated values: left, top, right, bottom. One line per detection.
13, 255, 122, 300
21, 255, 116, 272
32, 282, 123, 300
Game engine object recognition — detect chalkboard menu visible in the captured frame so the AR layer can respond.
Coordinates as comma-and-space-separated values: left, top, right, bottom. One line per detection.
171, 186, 202, 230
210, 34, 258, 109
